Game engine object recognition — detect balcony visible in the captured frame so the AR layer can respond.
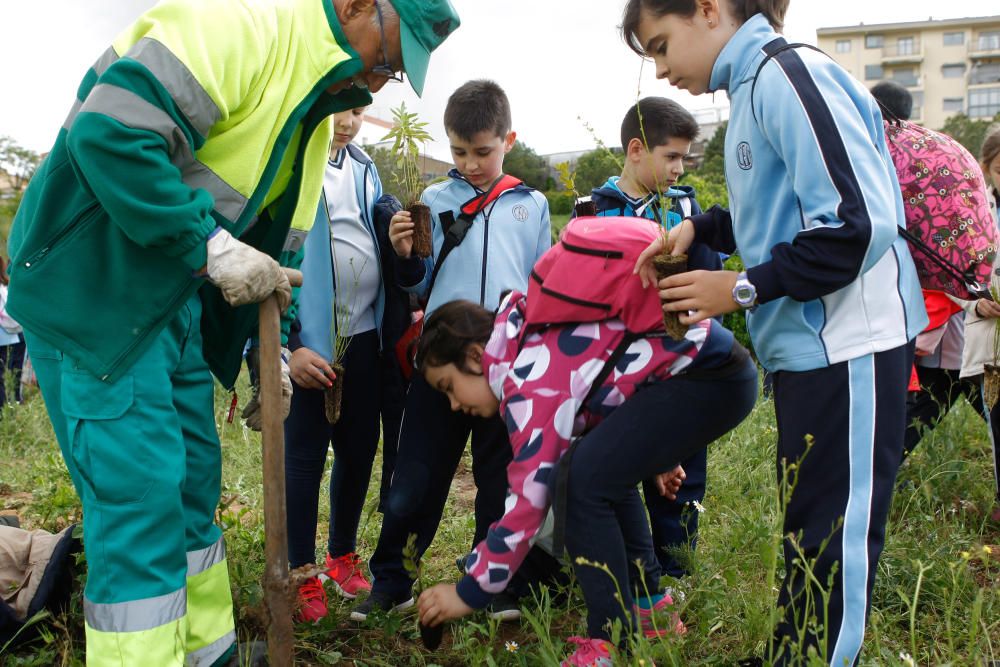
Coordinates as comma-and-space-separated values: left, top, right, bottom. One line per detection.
881, 38, 923, 64
969, 35, 1000, 59
891, 75, 922, 89
969, 62, 1000, 86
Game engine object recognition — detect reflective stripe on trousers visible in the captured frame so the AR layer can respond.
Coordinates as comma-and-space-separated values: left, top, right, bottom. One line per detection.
24, 294, 235, 666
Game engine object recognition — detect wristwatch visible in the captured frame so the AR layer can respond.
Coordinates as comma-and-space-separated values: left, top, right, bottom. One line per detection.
732, 271, 758, 310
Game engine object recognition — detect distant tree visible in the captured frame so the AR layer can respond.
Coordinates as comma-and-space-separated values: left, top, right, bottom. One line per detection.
1, 191, 23, 254
503, 140, 548, 190
697, 121, 727, 181
574, 148, 624, 195
0, 136, 40, 191
365, 144, 407, 202
938, 113, 1000, 158
679, 173, 728, 210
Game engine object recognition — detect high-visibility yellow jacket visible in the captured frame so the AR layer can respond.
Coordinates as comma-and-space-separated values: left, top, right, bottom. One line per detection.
8, 0, 372, 385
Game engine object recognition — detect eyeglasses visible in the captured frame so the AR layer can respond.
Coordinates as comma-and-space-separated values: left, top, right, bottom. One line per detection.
371, 2, 404, 84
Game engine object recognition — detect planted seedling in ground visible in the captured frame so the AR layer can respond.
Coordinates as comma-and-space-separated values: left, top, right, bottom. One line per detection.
403, 533, 443, 650
383, 102, 434, 258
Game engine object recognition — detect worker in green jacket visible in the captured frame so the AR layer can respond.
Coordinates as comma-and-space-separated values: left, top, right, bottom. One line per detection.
5, 1, 459, 665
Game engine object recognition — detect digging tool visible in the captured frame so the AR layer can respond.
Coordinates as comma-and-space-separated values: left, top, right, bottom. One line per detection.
259, 267, 302, 667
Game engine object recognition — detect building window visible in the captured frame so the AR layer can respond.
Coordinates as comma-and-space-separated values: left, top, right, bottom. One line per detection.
970, 62, 1000, 86
896, 37, 915, 55
978, 31, 1000, 50
865, 34, 884, 49
943, 98, 964, 113
865, 64, 884, 80
836, 39, 851, 53
968, 87, 1000, 118
941, 63, 966, 78
911, 91, 924, 120
891, 67, 918, 87
943, 31, 965, 46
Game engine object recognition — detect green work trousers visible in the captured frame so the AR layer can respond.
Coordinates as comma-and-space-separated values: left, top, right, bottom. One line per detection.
25, 294, 236, 666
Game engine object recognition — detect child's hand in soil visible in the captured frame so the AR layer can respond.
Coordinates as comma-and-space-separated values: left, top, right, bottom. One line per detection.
418, 583, 473, 627
659, 269, 741, 323
288, 347, 336, 390
655, 465, 686, 500
634, 218, 696, 288
389, 210, 414, 258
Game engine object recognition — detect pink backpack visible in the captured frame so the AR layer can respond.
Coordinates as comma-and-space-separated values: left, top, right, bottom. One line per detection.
884, 120, 998, 299
524, 216, 664, 333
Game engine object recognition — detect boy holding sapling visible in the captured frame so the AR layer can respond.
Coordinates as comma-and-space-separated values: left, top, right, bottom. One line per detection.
353, 79, 553, 622
585, 96, 722, 589
281, 106, 410, 623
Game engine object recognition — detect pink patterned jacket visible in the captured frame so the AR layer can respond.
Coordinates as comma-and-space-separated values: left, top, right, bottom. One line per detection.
454, 291, 734, 608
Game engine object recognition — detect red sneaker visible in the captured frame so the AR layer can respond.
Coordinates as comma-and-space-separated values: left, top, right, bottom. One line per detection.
295, 576, 328, 623
324, 552, 372, 599
560, 637, 615, 666
635, 593, 686, 638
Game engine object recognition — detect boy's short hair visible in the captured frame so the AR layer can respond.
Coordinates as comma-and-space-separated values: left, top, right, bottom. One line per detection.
444, 79, 512, 141
620, 97, 699, 151
870, 81, 913, 120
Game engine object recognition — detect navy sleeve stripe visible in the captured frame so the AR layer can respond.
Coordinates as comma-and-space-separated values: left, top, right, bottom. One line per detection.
764, 42, 873, 252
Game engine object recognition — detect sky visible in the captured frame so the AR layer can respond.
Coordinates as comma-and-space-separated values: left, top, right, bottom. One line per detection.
0, 0, 995, 161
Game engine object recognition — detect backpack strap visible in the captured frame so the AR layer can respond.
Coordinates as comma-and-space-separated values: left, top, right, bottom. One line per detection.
750, 38, 827, 124
550, 331, 640, 558
427, 174, 524, 293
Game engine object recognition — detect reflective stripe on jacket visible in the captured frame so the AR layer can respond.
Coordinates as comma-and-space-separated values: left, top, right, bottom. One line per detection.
7, 0, 371, 385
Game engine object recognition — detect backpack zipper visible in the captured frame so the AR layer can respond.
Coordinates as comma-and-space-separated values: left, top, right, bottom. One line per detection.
560, 240, 624, 259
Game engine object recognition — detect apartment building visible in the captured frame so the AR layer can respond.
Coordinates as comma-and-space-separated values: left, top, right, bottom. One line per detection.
817, 14, 1000, 129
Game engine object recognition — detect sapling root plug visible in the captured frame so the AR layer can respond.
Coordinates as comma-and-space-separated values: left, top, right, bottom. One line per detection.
652, 235, 689, 340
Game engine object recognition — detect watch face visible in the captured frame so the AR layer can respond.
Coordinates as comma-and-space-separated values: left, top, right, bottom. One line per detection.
735, 286, 754, 303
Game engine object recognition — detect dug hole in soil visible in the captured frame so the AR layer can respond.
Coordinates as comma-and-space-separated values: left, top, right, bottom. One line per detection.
409, 203, 432, 259
652, 251, 689, 340
324, 362, 345, 424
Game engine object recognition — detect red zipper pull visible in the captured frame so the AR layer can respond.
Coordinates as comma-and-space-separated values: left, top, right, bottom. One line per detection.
226, 390, 238, 424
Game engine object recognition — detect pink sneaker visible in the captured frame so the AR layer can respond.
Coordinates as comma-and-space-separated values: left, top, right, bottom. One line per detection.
295, 576, 328, 623
636, 593, 686, 638
560, 636, 615, 666
324, 552, 372, 599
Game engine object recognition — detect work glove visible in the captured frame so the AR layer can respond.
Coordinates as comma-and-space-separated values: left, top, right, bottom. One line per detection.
206, 228, 291, 311
241, 347, 293, 431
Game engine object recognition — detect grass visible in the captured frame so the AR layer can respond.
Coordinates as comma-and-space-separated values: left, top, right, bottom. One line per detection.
1, 373, 998, 666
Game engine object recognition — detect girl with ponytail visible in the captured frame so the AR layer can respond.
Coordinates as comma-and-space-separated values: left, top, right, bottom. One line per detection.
624, 1, 928, 666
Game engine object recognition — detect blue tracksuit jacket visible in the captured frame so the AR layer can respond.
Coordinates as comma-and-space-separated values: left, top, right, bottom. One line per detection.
696, 13, 927, 372
395, 169, 551, 316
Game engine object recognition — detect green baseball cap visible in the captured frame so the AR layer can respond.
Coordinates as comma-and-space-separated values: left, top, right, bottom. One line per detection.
390, 0, 460, 97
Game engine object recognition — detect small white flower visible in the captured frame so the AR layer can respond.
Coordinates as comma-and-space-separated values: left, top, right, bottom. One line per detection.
505, 641, 519, 653
899, 651, 916, 667
692, 500, 706, 514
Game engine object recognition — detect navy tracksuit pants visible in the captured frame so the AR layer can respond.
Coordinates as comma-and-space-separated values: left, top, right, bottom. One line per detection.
564, 354, 758, 640
368, 373, 514, 600
643, 447, 707, 578
770, 343, 912, 667
284, 330, 392, 567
